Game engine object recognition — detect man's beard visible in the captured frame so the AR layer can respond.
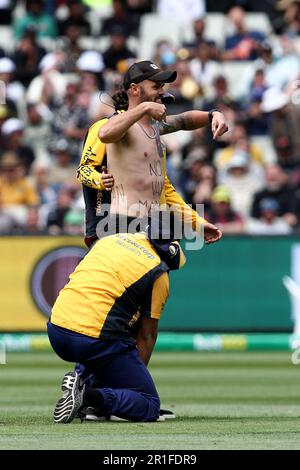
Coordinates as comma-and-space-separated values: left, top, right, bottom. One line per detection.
139, 86, 160, 103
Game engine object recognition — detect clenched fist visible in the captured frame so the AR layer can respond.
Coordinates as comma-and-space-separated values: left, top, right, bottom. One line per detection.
145, 102, 167, 121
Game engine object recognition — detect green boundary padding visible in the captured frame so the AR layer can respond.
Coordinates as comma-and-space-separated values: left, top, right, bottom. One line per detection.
1, 333, 300, 352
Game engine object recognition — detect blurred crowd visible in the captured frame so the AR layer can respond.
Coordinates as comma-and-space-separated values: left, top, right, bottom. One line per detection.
0, 0, 300, 236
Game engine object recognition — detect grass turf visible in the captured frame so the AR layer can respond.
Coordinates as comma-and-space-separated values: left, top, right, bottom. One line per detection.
0, 351, 300, 450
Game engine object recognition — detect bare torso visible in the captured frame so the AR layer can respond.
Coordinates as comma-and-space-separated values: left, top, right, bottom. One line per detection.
107, 121, 165, 217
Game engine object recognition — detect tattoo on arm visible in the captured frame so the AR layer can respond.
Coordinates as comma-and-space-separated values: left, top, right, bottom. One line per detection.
158, 113, 196, 135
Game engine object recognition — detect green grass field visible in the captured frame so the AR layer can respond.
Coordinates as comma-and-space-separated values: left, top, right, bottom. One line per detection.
1, 351, 300, 450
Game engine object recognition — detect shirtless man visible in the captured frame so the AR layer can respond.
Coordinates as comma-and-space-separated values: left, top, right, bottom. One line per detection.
78, 60, 228, 245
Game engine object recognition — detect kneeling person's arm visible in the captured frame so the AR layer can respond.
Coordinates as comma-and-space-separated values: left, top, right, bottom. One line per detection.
136, 317, 158, 367
136, 272, 169, 366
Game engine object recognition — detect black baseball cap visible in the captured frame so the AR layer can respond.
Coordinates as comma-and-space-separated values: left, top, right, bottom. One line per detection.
123, 60, 177, 90
146, 211, 186, 271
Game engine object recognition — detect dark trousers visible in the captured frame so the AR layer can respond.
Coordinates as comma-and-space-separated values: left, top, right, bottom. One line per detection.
47, 322, 160, 422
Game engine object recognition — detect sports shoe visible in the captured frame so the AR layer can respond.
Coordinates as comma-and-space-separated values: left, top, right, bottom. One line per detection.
80, 408, 130, 422
54, 371, 85, 424
79, 407, 174, 422
80, 406, 107, 422
160, 409, 176, 419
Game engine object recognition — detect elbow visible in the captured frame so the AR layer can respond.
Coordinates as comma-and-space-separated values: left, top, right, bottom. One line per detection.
99, 127, 112, 143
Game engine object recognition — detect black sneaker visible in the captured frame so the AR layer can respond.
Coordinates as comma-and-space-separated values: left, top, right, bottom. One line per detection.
54, 372, 85, 424
80, 407, 129, 422
79, 406, 107, 422
160, 409, 176, 419
79, 407, 173, 422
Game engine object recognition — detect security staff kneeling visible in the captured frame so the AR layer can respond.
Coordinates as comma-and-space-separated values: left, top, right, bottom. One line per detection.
47, 214, 185, 423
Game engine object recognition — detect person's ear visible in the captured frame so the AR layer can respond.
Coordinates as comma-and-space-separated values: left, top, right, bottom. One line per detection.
130, 83, 140, 97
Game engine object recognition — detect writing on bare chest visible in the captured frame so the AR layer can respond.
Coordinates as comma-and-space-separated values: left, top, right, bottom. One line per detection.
149, 159, 163, 177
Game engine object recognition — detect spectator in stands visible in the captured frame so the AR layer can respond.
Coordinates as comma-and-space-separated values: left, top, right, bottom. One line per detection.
32, 164, 57, 207
0, 209, 14, 234
275, 0, 300, 36
23, 103, 51, 165
244, 69, 269, 136
58, 0, 91, 37
59, 24, 85, 73
48, 81, 90, 162
47, 139, 79, 187
247, 197, 292, 234
0, 0, 14, 25
63, 209, 84, 235
22, 206, 44, 234
152, 40, 177, 70
101, 0, 139, 37
181, 126, 210, 163
190, 41, 221, 96
191, 163, 216, 208
76, 51, 105, 121
292, 176, 300, 232
203, 74, 238, 111
0, 106, 10, 146
166, 57, 200, 115
202, 75, 240, 144
179, 147, 208, 203
206, 185, 244, 234
26, 51, 67, 105
223, 6, 266, 61
13, 27, 46, 88
126, 0, 153, 16
219, 150, 264, 218
251, 164, 298, 228
189, 17, 206, 48
102, 25, 136, 71
13, 0, 58, 41
46, 186, 74, 235
183, 18, 220, 62
206, 0, 234, 12
0, 57, 24, 116
0, 151, 39, 230
261, 87, 300, 169
215, 122, 266, 171
238, 40, 274, 99
157, 0, 206, 25
239, 37, 300, 98
1, 118, 35, 174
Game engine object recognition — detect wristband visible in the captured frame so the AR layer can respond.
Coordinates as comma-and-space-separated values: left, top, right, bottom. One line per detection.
208, 109, 218, 123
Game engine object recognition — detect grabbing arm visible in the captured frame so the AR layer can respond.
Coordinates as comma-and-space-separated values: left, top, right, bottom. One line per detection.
77, 119, 114, 190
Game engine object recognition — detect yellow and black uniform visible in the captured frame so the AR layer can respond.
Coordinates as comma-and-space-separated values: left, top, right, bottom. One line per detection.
77, 117, 207, 242
51, 232, 169, 341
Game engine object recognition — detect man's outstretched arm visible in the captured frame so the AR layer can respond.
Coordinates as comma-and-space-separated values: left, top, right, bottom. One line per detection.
158, 110, 228, 139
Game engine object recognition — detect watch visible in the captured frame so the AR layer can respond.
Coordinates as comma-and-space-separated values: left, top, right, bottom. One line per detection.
208, 109, 218, 123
